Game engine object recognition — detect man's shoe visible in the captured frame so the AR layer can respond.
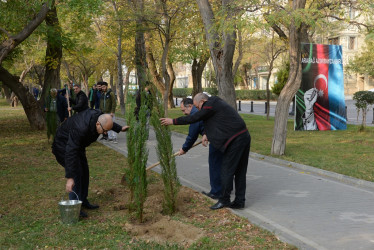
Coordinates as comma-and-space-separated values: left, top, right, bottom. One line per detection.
229, 202, 245, 209
202, 191, 209, 197
202, 191, 219, 200
79, 210, 88, 218
82, 203, 99, 209
112, 138, 118, 144
208, 193, 220, 200
210, 201, 229, 210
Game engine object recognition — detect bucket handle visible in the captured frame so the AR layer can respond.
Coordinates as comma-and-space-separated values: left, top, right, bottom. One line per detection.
70, 191, 80, 201
61, 191, 80, 201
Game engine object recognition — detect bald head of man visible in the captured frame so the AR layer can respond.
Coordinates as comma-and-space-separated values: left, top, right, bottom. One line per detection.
193, 92, 209, 110
96, 114, 113, 134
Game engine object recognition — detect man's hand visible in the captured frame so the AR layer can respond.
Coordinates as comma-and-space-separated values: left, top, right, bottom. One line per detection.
66, 178, 75, 193
110, 113, 114, 117
202, 134, 209, 147
178, 148, 186, 155
68, 107, 72, 112
122, 125, 130, 132
44, 108, 48, 112
160, 118, 173, 126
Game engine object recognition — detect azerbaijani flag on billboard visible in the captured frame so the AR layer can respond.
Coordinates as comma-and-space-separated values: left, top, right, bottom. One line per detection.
295, 43, 347, 131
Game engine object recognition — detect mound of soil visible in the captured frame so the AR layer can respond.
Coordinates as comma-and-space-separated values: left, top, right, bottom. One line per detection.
105, 174, 208, 247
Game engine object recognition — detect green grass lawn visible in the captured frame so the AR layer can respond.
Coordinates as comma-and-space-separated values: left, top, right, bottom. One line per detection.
0, 101, 294, 249
166, 108, 374, 182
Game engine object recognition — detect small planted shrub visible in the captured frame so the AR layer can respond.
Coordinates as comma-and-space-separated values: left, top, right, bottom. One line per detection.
150, 95, 180, 215
353, 90, 374, 131
125, 92, 149, 222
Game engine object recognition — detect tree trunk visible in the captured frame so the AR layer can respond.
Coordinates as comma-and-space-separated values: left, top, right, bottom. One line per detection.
110, 70, 114, 92
144, 32, 165, 95
0, 66, 45, 129
242, 67, 249, 90
196, 0, 237, 109
233, 28, 243, 77
161, 38, 171, 116
271, 0, 306, 155
266, 65, 273, 120
124, 68, 131, 104
41, 2, 62, 109
2, 85, 12, 103
191, 53, 209, 97
117, 30, 126, 115
134, 0, 148, 91
81, 72, 89, 93
191, 59, 202, 97
110, 0, 125, 115
167, 60, 175, 108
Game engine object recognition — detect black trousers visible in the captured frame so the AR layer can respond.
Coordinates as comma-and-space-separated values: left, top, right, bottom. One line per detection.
208, 144, 223, 196
53, 149, 90, 204
219, 132, 251, 205
69, 151, 90, 203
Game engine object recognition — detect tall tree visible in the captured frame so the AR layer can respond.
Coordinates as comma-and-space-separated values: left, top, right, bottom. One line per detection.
40, 1, 63, 108
270, 0, 308, 155
172, 1, 210, 97
248, 32, 286, 119
133, 0, 148, 92
347, 37, 374, 78
143, 0, 187, 113
196, 0, 238, 109
0, 1, 50, 129
111, 0, 126, 115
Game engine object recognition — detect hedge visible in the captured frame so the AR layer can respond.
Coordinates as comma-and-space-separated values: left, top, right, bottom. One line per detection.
172, 88, 277, 100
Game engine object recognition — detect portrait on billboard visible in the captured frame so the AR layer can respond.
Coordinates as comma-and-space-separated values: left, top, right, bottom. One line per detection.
295, 43, 347, 131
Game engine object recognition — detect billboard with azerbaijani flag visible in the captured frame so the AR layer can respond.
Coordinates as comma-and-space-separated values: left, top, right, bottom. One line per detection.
295, 43, 347, 131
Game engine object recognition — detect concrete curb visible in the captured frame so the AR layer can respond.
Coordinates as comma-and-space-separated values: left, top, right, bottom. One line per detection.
250, 152, 374, 191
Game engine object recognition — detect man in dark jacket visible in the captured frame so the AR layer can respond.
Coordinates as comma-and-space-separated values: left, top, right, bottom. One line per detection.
160, 93, 251, 210
95, 82, 102, 110
68, 83, 89, 113
100, 82, 118, 143
178, 98, 222, 200
52, 109, 129, 217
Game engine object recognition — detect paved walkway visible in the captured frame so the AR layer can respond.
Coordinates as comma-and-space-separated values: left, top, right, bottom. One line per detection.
101, 117, 374, 250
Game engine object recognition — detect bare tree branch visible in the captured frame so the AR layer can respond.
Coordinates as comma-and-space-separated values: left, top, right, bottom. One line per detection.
327, 15, 373, 31
0, 27, 11, 37
0, 3, 50, 64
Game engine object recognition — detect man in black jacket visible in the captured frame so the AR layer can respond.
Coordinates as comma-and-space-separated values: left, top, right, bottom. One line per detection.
52, 109, 129, 217
160, 93, 251, 210
178, 98, 222, 200
68, 83, 89, 113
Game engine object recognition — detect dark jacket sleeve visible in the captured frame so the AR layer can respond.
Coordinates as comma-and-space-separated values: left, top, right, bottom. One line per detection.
112, 122, 122, 133
182, 121, 202, 152
174, 104, 214, 125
